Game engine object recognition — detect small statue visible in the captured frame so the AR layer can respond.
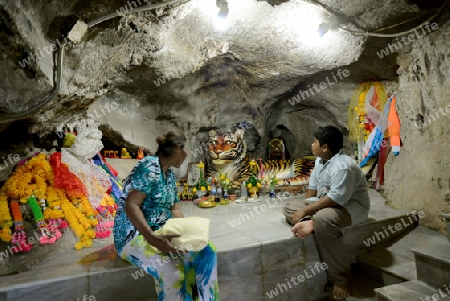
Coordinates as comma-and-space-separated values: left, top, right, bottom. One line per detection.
181, 183, 189, 200
268, 137, 287, 160
121, 148, 131, 159
103, 150, 118, 158
64, 120, 103, 162
39, 198, 46, 211
136, 147, 144, 160
269, 176, 278, 198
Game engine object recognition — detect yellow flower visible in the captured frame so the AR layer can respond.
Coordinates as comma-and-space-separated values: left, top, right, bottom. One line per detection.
86, 229, 95, 239
192, 187, 197, 193
247, 183, 252, 188
61, 194, 97, 250
75, 241, 83, 250
257, 183, 261, 188
201, 186, 206, 191
0, 226, 12, 242
198, 161, 204, 169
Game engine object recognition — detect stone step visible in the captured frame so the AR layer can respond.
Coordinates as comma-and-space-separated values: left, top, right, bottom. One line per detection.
354, 261, 408, 287
0, 253, 157, 301
355, 226, 450, 286
374, 280, 450, 301
413, 242, 450, 288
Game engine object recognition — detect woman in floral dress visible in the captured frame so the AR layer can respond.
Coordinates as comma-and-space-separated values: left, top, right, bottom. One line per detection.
113, 131, 220, 300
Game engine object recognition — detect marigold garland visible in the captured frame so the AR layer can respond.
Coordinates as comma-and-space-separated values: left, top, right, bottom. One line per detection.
100, 194, 115, 208
61, 198, 95, 250
94, 194, 116, 239
43, 187, 65, 220
10, 201, 23, 225
3, 154, 52, 202
0, 227, 11, 242
10, 200, 32, 253
77, 196, 97, 223
0, 189, 13, 242
27, 196, 45, 224
98, 194, 117, 218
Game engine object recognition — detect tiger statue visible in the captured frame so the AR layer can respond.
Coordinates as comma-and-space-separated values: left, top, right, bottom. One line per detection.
255, 157, 316, 186
206, 129, 250, 183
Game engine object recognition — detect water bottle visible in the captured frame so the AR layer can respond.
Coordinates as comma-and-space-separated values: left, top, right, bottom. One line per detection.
217, 184, 222, 201
241, 181, 248, 201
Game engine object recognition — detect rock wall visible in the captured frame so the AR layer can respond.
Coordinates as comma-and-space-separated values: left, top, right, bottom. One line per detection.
383, 16, 450, 231
1, 0, 448, 231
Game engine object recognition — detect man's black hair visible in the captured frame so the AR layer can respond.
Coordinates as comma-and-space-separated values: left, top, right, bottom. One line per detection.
313, 126, 343, 155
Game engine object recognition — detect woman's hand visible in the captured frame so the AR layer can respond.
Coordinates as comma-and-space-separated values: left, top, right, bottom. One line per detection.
125, 190, 181, 254
146, 233, 181, 254
171, 203, 184, 218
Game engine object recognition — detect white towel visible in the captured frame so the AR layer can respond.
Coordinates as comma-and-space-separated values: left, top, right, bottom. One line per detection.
154, 217, 210, 251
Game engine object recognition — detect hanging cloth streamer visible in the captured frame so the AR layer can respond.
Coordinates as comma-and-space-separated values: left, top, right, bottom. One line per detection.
348, 81, 401, 169
359, 88, 390, 167
348, 81, 387, 141
387, 96, 401, 155
359, 94, 401, 167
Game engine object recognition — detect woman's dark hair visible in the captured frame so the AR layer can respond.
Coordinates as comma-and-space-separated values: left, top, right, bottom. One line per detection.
313, 126, 343, 155
155, 131, 186, 157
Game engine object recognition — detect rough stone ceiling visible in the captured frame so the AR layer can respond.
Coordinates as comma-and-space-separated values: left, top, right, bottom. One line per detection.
0, 0, 447, 139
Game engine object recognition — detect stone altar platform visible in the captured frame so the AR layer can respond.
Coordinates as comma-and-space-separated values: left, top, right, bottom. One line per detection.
0, 189, 418, 301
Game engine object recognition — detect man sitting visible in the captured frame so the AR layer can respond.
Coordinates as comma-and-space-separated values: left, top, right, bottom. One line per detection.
290, 126, 370, 300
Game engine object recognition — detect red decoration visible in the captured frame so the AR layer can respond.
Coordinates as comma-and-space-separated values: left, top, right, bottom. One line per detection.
49, 152, 88, 198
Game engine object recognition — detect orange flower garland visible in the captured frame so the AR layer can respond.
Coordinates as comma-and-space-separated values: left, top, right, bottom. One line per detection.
43, 187, 65, 220
3, 154, 52, 203
100, 194, 116, 208
0, 189, 13, 242
10, 200, 33, 253
77, 196, 97, 223
0, 226, 11, 243
61, 197, 95, 250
